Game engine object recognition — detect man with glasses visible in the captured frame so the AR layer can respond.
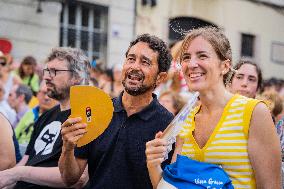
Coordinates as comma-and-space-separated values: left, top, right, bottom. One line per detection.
0, 47, 90, 189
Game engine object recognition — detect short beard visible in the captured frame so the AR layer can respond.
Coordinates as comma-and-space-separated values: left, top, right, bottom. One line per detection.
47, 85, 70, 101
123, 81, 155, 96
122, 70, 157, 96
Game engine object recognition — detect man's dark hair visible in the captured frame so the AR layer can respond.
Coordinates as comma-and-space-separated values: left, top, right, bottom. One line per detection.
16, 84, 33, 104
125, 34, 172, 73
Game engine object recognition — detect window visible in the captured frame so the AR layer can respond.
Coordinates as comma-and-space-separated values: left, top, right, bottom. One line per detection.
241, 33, 255, 57
271, 42, 284, 65
60, 2, 108, 62
168, 17, 217, 44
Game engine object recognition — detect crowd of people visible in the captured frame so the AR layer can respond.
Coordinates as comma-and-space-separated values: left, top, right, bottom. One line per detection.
0, 26, 283, 188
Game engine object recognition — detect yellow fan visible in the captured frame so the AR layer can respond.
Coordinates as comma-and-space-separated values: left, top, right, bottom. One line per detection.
70, 85, 114, 147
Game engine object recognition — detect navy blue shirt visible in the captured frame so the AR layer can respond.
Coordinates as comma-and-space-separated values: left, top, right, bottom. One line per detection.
75, 93, 174, 189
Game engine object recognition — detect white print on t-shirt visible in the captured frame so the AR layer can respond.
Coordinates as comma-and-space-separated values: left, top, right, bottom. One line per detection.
34, 121, 61, 155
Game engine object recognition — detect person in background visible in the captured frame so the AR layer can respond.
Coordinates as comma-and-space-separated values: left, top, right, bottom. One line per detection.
158, 90, 185, 115
0, 51, 21, 100
15, 81, 58, 155
8, 84, 33, 128
99, 68, 113, 93
154, 66, 180, 98
228, 60, 262, 99
109, 64, 124, 98
0, 47, 90, 189
90, 59, 113, 90
146, 27, 281, 188
169, 40, 189, 95
0, 113, 17, 171
89, 59, 105, 87
17, 56, 40, 96
102, 64, 124, 98
0, 80, 16, 124
59, 34, 173, 189
276, 115, 284, 155
257, 90, 283, 124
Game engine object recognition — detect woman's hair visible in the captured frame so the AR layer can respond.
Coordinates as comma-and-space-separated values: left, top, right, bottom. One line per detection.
18, 56, 37, 79
179, 26, 232, 84
258, 90, 283, 118
230, 60, 263, 91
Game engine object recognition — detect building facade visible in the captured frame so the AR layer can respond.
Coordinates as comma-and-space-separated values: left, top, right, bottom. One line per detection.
136, 0, 284, 79
1, 0, 283, 78
0, 0, 135, 68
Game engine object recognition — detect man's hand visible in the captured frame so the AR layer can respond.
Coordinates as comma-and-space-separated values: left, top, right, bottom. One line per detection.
60, 118, 88, 187
61, 117, 87, 152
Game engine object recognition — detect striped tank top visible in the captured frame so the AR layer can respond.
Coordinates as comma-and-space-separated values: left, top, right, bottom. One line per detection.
179, 94, 261, 189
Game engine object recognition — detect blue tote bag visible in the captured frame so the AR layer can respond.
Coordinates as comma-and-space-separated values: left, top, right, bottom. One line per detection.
158, 155, 234, 189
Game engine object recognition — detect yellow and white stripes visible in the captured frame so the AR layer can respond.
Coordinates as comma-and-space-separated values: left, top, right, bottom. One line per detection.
179, 94, 260, 189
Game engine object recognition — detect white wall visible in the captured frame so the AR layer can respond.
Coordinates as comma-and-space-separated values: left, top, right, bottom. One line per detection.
107, 0, 135, 68
0, 0, 135, 68
220, 0, 284, 79
135, 0, 284, 79
0, 0, 61, 64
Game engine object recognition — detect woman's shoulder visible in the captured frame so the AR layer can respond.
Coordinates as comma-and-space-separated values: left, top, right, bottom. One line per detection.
252, 101, 271, 118
249, 101, 274, 134
0, 113, 13, 136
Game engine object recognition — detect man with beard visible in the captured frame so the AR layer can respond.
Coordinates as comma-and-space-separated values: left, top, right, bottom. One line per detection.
0, 47, 90, 189
59, 34, 174, 189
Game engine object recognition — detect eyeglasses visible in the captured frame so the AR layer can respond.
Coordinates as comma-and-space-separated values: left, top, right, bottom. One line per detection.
43, 68, 73, 77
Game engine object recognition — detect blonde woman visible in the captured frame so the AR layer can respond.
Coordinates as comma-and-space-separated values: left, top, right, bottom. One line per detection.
146, 27, 281, 189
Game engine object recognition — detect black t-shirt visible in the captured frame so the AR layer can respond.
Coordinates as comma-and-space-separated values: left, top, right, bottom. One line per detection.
14, 105, 71, 189
75, 93, 174, 189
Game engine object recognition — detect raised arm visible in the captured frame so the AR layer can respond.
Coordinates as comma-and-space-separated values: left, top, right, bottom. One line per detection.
248, 102, 282, 188
0, 113, 16, 170
145, 132, 182, 188
59, 117, 88, 186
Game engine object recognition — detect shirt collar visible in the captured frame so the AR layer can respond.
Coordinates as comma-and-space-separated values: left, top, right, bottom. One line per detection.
114, 92, 124, 113
114, 91, 159, 121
